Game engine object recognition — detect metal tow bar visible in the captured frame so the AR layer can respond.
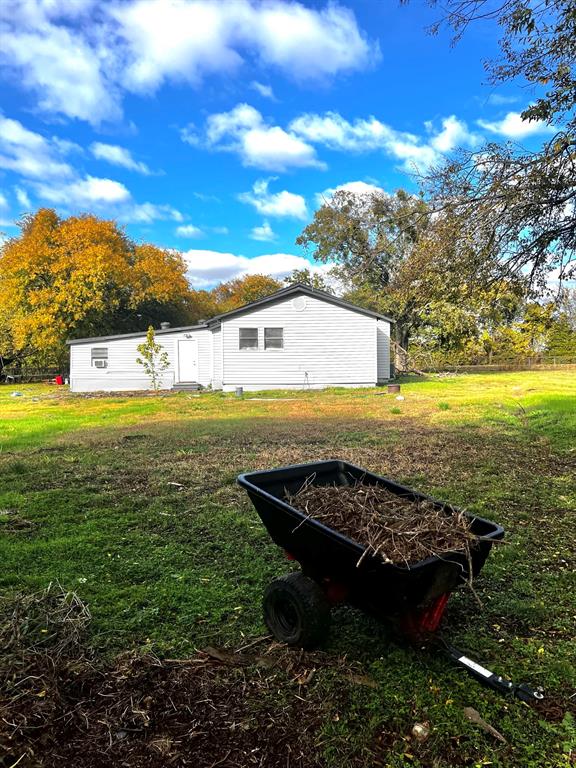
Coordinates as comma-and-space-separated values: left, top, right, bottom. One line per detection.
446, 644, 545, 703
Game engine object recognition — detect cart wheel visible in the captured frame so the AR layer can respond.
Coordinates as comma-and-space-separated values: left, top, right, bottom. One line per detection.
263, 572, 331, 649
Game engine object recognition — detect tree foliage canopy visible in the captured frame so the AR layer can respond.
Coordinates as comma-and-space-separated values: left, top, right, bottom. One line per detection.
297, 188, 522, 349
210, 274, 282, 313
285, 268, 333, 293
418, 0, 576, 286
0, 209, 193, 367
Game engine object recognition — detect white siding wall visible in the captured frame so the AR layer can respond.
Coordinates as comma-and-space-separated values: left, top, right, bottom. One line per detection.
211, 326, 223, 389
69, 294, 390, 393
69, 327, 212, 392
377, 319, 391, 382
188, 329, 212, 387
221, 294, 378, 391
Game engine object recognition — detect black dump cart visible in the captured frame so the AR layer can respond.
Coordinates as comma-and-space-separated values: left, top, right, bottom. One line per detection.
238, 459, 543, 703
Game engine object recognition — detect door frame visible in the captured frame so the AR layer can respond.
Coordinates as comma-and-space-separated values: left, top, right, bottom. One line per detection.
177, 338, 199, 382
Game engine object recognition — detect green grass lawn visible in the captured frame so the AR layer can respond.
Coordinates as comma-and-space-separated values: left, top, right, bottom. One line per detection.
1, 371, 575, 767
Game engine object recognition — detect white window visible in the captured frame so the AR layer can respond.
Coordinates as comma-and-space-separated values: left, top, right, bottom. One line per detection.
239, 328, 258, 350
265, 328, 283, 350
91, 347, 108, 368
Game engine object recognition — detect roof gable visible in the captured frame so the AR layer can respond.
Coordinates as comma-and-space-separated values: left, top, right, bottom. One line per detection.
207, 283, 393, 324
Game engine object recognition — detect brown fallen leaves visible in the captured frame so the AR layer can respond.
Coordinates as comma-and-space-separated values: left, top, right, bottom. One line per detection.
0, 586, 328, 768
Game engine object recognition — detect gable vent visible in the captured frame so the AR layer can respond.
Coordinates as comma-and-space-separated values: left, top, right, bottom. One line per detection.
292, 296, 307, 312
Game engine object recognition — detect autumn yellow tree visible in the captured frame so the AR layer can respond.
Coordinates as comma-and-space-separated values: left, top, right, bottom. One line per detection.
0, 209, 195, 371
211, 274, 282, 313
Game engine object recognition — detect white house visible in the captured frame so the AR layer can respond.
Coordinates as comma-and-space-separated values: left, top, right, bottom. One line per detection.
67, 283, 393, 393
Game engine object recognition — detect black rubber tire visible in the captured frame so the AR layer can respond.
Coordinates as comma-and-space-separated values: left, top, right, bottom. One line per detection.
263, 572, 331, 650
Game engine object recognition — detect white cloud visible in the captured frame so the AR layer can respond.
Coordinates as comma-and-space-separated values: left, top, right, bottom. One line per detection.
0, 115, 73, 179
34, 176, 131, 205
205, 103, 261, 144
429, 115, 478, 153
0, 0, 376, 123
0, 1, 120, 124
316, 180, 387, 206
0, 114, 183, 223
193, 107, 480, 175
290, 111, 479, 172
14, 186, 32, 208
248, 1, 379, 81
176, 223, 204, 238
111, 0, 244, 92
182, 248, 329, 288
112, 0, 376, 92
250, 81, 275, 100
201, 103, 323, 171
486, 94, 519, 106
0, 192, 8, 209
117, 202, 184, 223
242, 125, 322, 171
289, 111, 394, 151
90, 142, 151, 174
239, 178, 308, 219
478, 111, 556, 139
250, 220, 276, 241
31, 180, 185, 223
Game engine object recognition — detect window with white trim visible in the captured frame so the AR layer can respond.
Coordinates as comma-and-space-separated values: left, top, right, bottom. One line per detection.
239, 328, 258, 350
264, 328, 283, 349
91, 347, 108, 368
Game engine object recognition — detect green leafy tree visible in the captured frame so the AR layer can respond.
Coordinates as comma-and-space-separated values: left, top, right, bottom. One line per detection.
297, 189, 432, 348
285, 268, 334, 293
414, 0, 576, 287
136, 326, 170, 392
298, 188, 518, 351
547, 289, 576, 357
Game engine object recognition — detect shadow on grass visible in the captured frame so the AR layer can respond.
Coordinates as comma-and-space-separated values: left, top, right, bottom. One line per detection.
1, 407, 574, 766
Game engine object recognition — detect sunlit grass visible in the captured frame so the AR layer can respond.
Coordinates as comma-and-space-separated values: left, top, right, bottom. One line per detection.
1, 370, 575, 766
1, 370, 574, 452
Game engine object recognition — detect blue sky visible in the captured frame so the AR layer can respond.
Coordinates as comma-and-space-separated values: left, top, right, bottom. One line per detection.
0, 0, 555, 288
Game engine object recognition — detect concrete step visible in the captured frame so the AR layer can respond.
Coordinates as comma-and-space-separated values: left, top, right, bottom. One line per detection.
172, 382, 201, 391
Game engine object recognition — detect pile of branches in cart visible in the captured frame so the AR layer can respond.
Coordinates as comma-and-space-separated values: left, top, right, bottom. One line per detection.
287, 479, 480, 569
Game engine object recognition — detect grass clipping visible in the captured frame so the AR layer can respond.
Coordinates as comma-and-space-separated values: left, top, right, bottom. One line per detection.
0, 586, 325, 768
287, 479, 479, 569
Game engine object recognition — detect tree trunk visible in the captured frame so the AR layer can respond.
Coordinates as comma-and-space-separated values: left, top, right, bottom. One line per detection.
395, 323, 410, 352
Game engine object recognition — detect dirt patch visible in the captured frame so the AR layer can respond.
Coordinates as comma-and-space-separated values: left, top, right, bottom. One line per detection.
0, 509, 37, 533
1, 652, 326, 768
0, 586, 331, 768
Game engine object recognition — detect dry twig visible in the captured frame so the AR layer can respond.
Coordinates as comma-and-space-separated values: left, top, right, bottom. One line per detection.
287, 479, 478, 569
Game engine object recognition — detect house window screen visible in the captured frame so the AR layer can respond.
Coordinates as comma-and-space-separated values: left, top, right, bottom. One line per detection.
239, 328, 258, 349
264, 328, 283, 349
91, 347, 108, 367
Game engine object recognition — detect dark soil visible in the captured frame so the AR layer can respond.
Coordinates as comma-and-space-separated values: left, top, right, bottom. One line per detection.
1, 651, 326, 768
0, 585, 332, 768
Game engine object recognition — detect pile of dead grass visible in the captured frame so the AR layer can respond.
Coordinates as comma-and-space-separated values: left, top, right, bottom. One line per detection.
287, 480, 478, 568
0, 585, 327, 768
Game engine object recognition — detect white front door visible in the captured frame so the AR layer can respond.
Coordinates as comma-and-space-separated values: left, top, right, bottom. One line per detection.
178, 339, 198, 382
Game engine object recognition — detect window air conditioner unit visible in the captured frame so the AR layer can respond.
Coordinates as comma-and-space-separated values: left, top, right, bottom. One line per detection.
94, 359, 107, 368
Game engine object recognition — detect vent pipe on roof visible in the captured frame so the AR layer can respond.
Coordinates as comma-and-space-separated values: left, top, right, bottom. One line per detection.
160, 322, 171, 330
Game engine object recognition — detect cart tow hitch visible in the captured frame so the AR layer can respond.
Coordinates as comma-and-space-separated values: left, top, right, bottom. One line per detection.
445, 645, 545, 703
